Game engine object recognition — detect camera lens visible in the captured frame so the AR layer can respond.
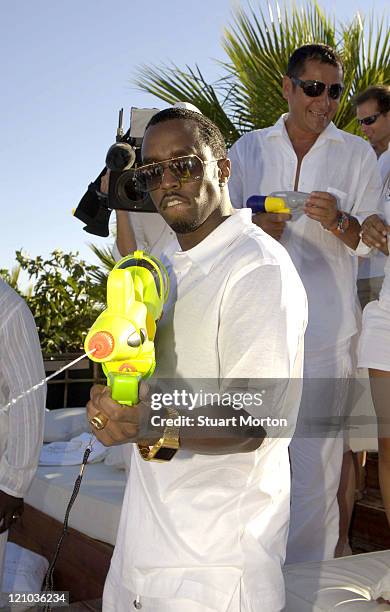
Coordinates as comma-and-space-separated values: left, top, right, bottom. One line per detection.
115, 170, 145, 204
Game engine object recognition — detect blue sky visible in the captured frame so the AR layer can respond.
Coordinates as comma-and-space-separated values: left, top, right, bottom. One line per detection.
2, 0, 388, 274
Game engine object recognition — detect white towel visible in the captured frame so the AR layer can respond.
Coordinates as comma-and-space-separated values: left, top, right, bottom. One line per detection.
39, 432, 107, 465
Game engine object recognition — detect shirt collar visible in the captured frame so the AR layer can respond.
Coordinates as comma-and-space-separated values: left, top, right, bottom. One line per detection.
173, 209, 253, 275
266, 113, 345, 145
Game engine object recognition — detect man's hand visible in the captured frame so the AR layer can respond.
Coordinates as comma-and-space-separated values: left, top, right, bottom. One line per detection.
252, 212, 292, 240
86, 383, 159, 447
304, 191, 339, 230
0, 491, 23, 533
360, 214, 390, 255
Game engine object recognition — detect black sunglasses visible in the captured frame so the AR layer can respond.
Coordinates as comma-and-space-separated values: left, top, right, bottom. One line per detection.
134, 154, 222, 193
357, 112, 382, 126
290, 77, 344, 100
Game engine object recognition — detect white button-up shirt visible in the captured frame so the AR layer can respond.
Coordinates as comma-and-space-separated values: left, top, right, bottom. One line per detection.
228, 116, 382, 352
107, 210, 307, 612
0, 280, 46, 497
359, 141, 390, 280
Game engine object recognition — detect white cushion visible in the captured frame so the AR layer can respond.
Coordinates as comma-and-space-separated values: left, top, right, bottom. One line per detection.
284, 550, 390, 610
2, 542, 48, 594
25, 463, 126, 545
43, 408, 89, 442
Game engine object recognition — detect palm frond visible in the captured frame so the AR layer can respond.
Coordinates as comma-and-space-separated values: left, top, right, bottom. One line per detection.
133, 1, 390, 140
87, 243, 116, 302
134, 63, 240, 145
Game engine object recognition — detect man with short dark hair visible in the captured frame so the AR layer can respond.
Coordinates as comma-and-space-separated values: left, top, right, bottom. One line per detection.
355, 85, 390, 162
228, 43, 382, 563
87, 108, 307, 611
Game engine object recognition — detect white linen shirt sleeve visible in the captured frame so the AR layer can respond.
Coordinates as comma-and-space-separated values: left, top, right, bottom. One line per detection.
348, 144, 382, 222
112, 240, 123, 262
0, 294, 46, 497
112, 212, 147, 261
348, 145, 383, 256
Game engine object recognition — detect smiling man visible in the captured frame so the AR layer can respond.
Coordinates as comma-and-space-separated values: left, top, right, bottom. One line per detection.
228, 44, 382, 564
87, 108, 307, 612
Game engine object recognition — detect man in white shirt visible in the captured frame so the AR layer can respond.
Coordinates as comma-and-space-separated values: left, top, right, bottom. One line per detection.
87, 107, 307, 611
228, 44, 382, 563
355, 85, 390, 172
0, 280, 46, 598
355, 85, 390, 303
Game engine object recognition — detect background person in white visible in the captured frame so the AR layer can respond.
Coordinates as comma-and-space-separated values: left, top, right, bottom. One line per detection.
336, 85, 390, 555
228, 44, 382, 564
356, 85, 390, 177
0, 280, 46, 599
355, 85, 390, 305
87, 108, 307, 612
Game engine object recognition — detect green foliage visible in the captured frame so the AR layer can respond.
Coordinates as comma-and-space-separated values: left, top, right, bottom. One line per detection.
133, 1, 390, 143
0, 265, 22, 291
1, 250, 106, 356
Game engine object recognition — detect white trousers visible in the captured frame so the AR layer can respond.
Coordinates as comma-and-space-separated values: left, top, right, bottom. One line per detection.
286, 340, 353, 564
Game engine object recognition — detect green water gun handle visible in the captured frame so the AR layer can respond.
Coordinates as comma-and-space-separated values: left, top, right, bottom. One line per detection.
107, 372, 142, 405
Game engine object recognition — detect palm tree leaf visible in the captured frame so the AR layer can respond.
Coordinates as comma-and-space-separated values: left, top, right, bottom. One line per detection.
134, 63, 240, 145
132, 1, 390, 140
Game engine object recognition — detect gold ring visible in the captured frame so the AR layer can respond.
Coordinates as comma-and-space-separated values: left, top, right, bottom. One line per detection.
89, 412, 108, 431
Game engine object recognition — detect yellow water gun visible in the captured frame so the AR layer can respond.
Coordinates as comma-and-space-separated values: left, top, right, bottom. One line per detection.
85, 250, 169, 405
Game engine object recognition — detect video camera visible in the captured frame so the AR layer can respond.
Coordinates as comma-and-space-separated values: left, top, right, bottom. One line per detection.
73, 107, 159, 237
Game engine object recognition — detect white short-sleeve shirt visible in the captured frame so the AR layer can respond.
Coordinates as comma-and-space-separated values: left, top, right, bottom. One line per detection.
107, 210, 307, 612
